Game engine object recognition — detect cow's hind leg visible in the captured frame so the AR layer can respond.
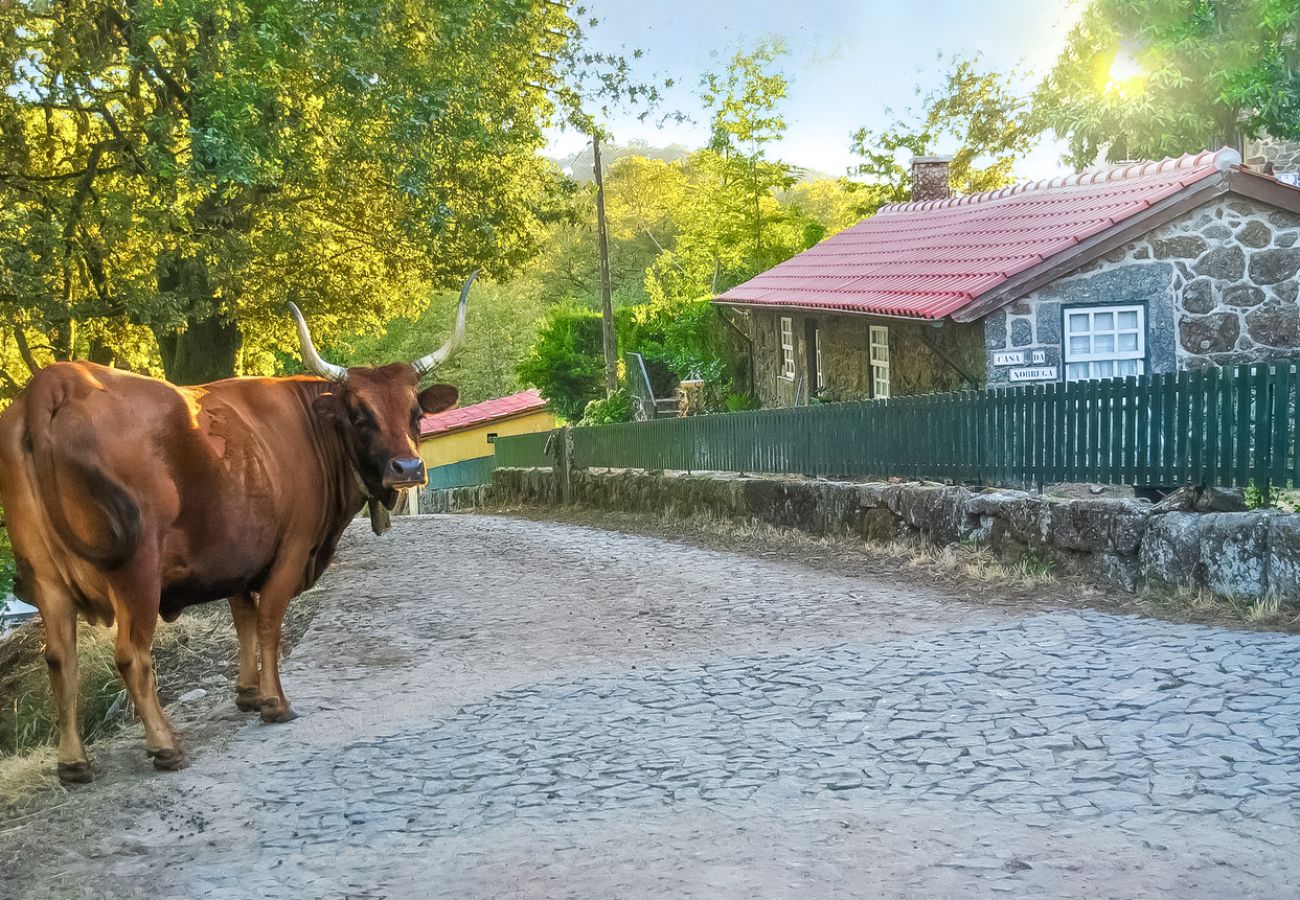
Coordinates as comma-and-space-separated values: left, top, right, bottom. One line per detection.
229, 592, 260, 711
38, 583, 92, 784
108, 560, 183, 771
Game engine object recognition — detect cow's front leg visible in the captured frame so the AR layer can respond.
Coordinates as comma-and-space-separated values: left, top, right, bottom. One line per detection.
254, 557, 305, 724
228, 592, 261, 711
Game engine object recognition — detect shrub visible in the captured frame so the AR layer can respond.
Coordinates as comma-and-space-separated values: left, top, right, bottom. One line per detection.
579, 390, 632, 426
516, 305, 607, 422
722, 391, 761, 412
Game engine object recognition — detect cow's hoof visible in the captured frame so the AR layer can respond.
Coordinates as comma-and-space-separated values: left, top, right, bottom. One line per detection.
234, 688, 261, 712
148, 747, 186, 771
259, 700, 298, 724
57, 761, 94, 785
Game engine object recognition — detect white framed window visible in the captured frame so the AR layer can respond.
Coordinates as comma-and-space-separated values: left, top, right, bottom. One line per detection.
779, 316, 795, 380
1064, 305, 1145, 381
869, 325, 890, 398
814, 327, 824, 389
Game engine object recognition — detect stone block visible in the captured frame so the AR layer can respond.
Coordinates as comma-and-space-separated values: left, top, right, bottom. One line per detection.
1266, 517, 1300, 604
1043, 499, 1149, 554
1139, 513, 1203, 588
1035, 301, 1061, 344
1010, 318, 1033, 347
1179, 313, 1241, 353
1248, 247, 1300, 285
1088, 552, 1141, 592
984, 313, 1007, 350
1181, 278, 1217, 314
1224, 284, 1265, 308
1236, 220, 1272, 249
1152, 234, 1208, 258
1245, 304, 1300, 347
1195, 246, 1246, 280
1199, 512, 1273, 599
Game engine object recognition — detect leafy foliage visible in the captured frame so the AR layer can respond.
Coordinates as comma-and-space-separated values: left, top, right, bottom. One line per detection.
515, 305, 607, 422
850, 57, 1037, 212
579, 390, 632, 426
1037, 0, 1300, 168
328, 281, 548, 407
0, 0, 579, 386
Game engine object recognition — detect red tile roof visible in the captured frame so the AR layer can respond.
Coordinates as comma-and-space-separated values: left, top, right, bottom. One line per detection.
419, 389, 547, 439
715, 148, 1261, 321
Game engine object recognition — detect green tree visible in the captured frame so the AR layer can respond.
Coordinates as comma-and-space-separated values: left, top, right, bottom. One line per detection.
515, 304, 607, 421
329, 281, 548, 407
849, 57, 1038, 213
1037, 0, 1300, 169
697, 41, 799, 285
0, 0, 577, 385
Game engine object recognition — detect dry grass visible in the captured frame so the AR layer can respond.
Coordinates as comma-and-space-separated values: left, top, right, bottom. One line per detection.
0, 606, 237, 805
1134, 583, 1299, 629
507, 503, 1057, 594
707, 509, 1057, 590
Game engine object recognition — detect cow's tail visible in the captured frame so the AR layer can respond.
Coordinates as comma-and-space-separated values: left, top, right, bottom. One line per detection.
24, 382, 142, 570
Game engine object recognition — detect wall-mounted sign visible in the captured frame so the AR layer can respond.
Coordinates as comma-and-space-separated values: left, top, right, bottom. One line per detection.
993, 350, 1025, 366
1009, 366, 1058, 382
1031, 349, 1047, 364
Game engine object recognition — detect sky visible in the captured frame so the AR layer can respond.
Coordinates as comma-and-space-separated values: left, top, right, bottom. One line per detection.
547, 0, 1086, 181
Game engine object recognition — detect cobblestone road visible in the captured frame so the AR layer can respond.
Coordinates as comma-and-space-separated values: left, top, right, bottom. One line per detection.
5, 515, 1300, 898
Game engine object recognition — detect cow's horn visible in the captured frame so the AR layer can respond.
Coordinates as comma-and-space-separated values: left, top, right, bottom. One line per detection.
286, 302, 348, 383
411, 270, 477, 378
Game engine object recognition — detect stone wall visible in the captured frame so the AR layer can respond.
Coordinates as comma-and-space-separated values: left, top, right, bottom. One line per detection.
1245, 137, 1300, 175
489, 467, 1300, 606
985, 197, 1300, 383
747, 309, 985, 407
417, 484, 493, 514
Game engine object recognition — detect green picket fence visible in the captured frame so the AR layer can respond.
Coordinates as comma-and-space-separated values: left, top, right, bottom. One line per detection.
424, 455, 498, 490
495, 362, 1300, 491
493, 429, 553, 469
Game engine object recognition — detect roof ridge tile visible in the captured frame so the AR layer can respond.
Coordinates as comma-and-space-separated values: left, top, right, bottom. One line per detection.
877, 146, 1239, 215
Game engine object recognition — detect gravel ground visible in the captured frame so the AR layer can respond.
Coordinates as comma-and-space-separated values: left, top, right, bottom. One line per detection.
1, 513, 1298, 899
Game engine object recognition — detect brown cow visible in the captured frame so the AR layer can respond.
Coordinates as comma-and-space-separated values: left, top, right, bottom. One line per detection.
0, 275, 475, 783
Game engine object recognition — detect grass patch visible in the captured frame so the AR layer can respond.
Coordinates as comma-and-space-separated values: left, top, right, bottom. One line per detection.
0, 608, 236, 758
503, 503, 1056, 593
1135, 583, 1298, 628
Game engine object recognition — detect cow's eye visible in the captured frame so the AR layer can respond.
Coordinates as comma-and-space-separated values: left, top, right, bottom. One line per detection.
350, 406, 376, 430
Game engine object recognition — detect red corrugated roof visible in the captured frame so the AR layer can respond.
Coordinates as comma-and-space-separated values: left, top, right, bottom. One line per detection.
419, 389, 547, 439
715, 148, 1248, 320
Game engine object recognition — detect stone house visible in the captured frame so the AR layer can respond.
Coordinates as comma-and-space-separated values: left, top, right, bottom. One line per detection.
715, 147, 1300, 407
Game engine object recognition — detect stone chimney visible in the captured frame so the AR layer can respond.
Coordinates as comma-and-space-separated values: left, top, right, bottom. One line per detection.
911, 156, 953, 202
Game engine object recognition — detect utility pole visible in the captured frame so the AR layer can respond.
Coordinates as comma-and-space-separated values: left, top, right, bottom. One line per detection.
591, 133, 618, 396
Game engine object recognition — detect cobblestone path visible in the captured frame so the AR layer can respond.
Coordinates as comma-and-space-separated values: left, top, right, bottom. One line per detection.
4, 514, 1300, 898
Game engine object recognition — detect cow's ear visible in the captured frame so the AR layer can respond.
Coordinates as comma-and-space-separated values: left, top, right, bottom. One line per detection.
312, 391, 347, 424
418, 384, 458, 414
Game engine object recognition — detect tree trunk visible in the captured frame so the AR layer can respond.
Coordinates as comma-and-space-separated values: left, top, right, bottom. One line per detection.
154, 313, 241, 386
592, 133, 618, 396
154, 254, 242, 385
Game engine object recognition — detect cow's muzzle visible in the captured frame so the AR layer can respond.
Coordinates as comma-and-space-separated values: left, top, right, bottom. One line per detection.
382, 457, 426, 489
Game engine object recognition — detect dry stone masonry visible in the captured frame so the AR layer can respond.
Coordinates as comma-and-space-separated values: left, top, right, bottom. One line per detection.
1246, 136, 1300, 176
985, 197, 1300, 383
486, 467, 1300, 606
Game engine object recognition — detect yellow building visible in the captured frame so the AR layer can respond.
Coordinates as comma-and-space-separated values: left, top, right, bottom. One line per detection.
418, 389, 555, 489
